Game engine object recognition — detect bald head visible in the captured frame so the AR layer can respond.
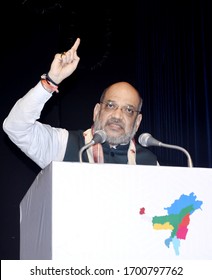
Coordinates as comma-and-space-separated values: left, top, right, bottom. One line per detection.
100, 82, 143, 112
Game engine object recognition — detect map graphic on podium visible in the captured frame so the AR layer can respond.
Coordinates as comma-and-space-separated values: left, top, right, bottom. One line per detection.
140, 192, 203, 256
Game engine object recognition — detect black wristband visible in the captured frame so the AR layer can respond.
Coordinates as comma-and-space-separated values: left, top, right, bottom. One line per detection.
46, 73, 59, 86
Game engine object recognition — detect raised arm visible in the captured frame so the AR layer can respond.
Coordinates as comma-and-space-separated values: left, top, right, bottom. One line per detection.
3, 38, 81, 169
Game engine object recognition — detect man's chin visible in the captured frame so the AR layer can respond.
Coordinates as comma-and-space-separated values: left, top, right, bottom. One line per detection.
106, 131, 123, 139
106, 133, 131, 146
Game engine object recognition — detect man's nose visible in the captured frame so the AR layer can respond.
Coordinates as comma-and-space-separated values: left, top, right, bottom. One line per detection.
111, 107, 124, 118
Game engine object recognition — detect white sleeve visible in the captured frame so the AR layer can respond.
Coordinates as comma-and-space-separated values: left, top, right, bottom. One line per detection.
3, 81, 69, 169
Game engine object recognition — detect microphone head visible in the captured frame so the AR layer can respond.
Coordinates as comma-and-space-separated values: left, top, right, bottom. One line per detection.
138, 133, 152, 147
93, 130, 107, 144
138, 133, 161, 147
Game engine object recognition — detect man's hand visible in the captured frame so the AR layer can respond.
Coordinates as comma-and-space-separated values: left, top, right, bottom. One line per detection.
48, 38, 80, 85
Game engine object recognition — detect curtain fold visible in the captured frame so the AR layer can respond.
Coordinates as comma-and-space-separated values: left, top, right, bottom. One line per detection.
135, 0, 212, 167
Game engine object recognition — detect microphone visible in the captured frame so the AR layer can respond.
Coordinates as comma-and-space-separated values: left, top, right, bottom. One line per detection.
79, 130, 107, 163
138, 133, 193, 167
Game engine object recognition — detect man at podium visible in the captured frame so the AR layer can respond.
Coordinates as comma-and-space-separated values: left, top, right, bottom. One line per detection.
3, 38, 157, 168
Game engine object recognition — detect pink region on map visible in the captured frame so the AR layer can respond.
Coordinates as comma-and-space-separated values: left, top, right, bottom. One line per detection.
176, 214, 190, 239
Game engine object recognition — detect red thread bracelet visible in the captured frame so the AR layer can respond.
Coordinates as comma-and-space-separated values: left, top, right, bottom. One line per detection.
41, 78, 59, 93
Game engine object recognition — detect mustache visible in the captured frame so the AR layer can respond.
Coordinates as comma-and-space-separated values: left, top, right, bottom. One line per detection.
106, 117, 124, 129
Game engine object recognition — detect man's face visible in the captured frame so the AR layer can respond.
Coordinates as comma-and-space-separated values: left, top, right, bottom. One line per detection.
93, 82, 142, 145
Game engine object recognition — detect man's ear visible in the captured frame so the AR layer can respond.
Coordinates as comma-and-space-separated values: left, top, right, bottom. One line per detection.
135, 113, 142, 131
93, 103, 100, 121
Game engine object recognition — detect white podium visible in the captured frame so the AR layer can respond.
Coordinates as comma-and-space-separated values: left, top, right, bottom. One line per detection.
20, 162, 212, 260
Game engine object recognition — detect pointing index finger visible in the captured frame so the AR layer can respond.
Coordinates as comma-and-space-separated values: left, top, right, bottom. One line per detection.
72, 38, 80, 51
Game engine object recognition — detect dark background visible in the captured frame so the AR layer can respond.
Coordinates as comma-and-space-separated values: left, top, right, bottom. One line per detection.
0, 0, 211, 259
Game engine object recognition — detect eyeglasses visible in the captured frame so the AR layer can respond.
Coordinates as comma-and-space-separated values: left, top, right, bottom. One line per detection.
100, 101, 140, 117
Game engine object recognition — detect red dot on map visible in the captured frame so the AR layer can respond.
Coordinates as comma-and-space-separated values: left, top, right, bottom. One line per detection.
139, 207, 145, 215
